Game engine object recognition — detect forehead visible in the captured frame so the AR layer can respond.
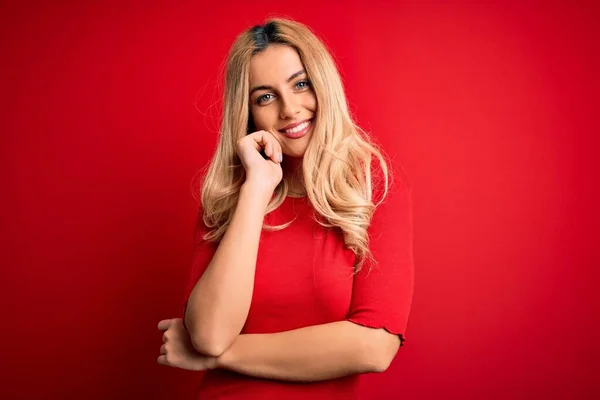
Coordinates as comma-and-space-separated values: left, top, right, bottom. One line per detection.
249, 44, 304, 86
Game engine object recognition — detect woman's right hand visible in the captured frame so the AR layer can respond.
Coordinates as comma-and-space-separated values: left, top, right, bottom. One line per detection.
236, 130, 283, 194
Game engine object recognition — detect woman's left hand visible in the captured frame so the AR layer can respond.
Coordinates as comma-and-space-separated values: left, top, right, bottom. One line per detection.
157, 318, 219, 371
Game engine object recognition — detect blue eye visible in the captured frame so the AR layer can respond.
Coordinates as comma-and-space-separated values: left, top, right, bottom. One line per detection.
254, 80, 311, 105
296, 80, 311, 89
256, 93, 274, 104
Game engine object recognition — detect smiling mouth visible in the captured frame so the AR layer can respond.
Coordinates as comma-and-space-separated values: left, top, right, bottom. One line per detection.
279, 119, 312, 135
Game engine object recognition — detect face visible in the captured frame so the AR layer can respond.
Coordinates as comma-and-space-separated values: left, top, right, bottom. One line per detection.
248, 44, 317, 159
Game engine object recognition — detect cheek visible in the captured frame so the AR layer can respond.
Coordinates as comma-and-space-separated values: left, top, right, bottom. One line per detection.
251, 107, 277, 130
305, 91, 318, 111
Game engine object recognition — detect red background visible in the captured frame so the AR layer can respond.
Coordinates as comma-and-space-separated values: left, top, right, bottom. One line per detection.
2, 1, 598, 399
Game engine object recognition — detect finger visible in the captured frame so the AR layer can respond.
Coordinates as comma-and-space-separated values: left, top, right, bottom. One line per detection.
160, 344, 166, 355
263, 134, 276, 163
157, 319, 173, 331
162, 334, 168, 343
268, 129, 283, 163
268, 142, 278, 163
254, 131, 278, 162
250, 130, 281, 163
248, 130, 268, 151
157, 355, 168, 365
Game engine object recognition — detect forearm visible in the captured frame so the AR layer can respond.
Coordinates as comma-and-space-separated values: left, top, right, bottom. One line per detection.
185, 184, 272, 356
216, 321, 380, 382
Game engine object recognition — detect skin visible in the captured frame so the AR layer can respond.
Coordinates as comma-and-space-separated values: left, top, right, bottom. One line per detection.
248, 44, 317, 196
157, 43, 401, 376
158, 318, 218, 371
180, 44, 318, 359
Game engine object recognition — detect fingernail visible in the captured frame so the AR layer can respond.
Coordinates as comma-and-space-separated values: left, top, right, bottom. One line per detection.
278, 153, 283, 163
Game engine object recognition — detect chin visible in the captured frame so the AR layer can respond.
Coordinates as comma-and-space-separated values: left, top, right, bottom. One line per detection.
285, 142, 310, 157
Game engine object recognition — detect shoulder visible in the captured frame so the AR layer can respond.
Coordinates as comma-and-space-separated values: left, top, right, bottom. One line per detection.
367, 159, 413, 238
371, 158, 413, 206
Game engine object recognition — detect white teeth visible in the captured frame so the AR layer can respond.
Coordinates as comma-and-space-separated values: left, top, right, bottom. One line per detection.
284, 120, 310, 134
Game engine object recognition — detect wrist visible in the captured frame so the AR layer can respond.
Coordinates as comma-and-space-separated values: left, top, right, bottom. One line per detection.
240, 183, 274, 204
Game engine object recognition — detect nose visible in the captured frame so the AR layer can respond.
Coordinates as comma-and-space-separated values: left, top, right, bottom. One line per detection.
279, 93, 300, 119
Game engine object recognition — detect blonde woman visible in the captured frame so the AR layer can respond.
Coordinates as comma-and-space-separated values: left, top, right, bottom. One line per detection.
157, 18, 414, 399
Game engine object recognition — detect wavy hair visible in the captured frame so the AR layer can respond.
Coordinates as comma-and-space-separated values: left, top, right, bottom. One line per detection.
196, 17, 395, 274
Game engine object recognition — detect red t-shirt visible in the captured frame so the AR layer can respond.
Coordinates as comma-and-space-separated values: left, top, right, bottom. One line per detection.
182, 165, 414, 399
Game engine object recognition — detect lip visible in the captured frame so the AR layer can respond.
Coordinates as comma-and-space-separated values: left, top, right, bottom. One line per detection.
279, 119, 312, 132
279, 119, 312, 139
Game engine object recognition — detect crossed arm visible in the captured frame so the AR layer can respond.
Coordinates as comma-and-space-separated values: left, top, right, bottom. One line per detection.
181, 183, 407, 381
212, 320, 401, 382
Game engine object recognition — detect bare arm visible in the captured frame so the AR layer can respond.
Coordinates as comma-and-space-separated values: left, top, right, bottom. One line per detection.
215, 321, 400, 381
184, 183, 272, 356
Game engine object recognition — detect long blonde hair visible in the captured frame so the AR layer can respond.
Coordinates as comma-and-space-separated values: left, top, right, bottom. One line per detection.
196, 17, 395, 274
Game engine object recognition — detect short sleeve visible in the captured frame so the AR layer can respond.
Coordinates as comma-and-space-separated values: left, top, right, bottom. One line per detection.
182, 208, 219, 323
346, 166, 415, 347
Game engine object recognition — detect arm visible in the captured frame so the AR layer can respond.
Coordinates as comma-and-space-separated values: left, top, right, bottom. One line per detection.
215, 320, 400, 382
184, 183, 272, 357
212, 165, 412, 381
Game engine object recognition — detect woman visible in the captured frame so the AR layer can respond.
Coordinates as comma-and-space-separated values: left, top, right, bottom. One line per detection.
157, 18, 414, 399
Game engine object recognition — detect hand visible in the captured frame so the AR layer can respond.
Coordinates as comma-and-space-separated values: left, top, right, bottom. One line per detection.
236, 130, 283, 194
157, 318, 219, 371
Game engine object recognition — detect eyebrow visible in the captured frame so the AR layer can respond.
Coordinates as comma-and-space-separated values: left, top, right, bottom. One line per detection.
249, 70, 307, 96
